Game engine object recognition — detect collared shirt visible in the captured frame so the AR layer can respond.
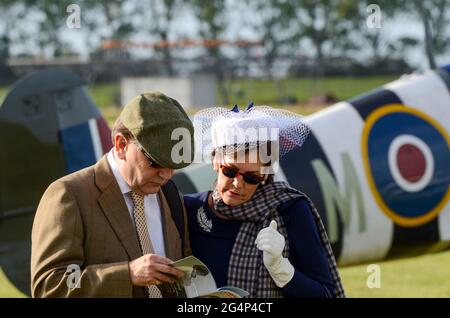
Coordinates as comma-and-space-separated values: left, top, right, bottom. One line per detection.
107, 150, 166, 257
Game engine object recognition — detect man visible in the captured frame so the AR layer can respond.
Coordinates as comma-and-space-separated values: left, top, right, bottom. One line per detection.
31, 92, 193, 297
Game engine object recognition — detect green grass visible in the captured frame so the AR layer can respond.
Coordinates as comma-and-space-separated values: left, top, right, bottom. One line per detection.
0, 86, 7, 104
0, 268, 27, 298
225, 76, 397, 106
1, 75, 396, 110
339, 249, 450, 298
84, 76, 397, 109
84, 76, 396, 110
87, 83, 121, 109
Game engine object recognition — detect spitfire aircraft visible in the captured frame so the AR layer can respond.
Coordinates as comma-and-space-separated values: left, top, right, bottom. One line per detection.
0, 66, 449, 296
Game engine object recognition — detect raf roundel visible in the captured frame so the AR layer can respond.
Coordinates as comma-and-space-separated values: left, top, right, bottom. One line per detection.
362, 104, 450, 227
388, 134, 433, 193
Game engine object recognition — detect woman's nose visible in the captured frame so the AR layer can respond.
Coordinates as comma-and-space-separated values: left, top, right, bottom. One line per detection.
232, 175, 244, 188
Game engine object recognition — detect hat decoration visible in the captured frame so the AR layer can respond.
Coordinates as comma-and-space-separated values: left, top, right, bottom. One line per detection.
193, 102, 310, 162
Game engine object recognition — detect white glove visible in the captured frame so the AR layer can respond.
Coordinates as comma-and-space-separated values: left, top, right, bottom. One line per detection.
255, 220, 295, 288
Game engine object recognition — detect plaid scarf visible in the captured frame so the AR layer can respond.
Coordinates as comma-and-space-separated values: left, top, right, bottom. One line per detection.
212, 181, 346, 298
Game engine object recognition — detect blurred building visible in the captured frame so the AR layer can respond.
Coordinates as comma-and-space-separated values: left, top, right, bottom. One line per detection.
121, 76, 216, 109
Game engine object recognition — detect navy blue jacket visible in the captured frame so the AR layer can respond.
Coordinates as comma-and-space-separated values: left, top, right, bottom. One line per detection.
184, 191, 336, 298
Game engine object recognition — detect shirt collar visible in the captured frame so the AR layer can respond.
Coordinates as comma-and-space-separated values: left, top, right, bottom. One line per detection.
107, 149, 131, 195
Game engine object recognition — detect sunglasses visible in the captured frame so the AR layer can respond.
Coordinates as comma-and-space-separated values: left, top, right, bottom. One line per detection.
220, 165, 265, 185
135, 143, 163, 168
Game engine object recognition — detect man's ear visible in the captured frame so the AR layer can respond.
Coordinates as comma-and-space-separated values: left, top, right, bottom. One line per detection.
114, 134, 128, 160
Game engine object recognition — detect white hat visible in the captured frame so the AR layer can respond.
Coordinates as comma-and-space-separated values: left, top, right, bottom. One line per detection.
193, 104, 310, 162
210, 113, 279, 149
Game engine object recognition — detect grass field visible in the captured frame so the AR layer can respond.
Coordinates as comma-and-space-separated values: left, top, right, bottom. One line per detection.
2, 250, 450, 298
91, 76, 397, 108
0, 86, 7, 103
0, 268, 27, 298
226, 76, 397, 106
339, 250, 450, 297
1, 75, 397, 108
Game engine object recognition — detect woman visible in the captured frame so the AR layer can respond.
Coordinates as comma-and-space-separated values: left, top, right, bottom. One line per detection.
184, 104, 345, 298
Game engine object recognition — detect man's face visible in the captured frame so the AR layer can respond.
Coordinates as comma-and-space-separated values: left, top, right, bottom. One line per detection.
114, 134, 174, 195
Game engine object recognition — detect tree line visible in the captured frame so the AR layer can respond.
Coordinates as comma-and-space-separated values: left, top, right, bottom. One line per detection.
0, 0, 449, 79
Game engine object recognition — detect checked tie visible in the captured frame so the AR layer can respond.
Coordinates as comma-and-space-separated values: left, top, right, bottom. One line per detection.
130, 191, 163, 298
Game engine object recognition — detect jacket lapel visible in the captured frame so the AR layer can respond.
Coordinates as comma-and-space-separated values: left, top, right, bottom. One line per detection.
95, 156, 142, 260
157, 191, 180, 261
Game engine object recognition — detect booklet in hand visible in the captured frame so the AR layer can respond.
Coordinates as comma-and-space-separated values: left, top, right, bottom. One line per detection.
157, 256, 249, 298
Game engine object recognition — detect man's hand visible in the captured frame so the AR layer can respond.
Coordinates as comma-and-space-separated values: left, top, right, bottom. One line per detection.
255, 220, 295, 288
128, 254, 185, 286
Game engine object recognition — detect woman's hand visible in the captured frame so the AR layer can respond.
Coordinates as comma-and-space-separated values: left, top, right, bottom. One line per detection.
255, 220, 285, 267
255, 220, 295, 288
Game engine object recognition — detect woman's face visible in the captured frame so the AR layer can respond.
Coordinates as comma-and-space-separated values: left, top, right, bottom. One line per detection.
214, 150, 266, 206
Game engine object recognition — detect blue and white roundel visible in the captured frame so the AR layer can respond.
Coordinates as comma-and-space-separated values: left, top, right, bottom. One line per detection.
362, 104, 450, 227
